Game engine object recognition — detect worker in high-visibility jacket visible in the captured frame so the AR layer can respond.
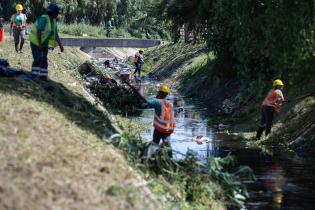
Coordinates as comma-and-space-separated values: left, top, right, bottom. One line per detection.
10, 4, 27, 52
256, 79, 285, 140
143, 84, 175, 154
28, 3, 64, 80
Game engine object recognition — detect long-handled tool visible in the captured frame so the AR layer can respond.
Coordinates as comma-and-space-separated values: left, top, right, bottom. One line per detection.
122, 79, 184, 113
121, 78, 147, 103
284, 90, 315, 103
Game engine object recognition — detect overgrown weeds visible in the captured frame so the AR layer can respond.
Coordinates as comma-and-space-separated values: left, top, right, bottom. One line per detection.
59, 23, 132, 38
113, 116, 254, 209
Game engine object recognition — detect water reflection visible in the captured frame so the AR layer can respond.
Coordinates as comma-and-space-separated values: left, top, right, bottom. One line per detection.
135, 81, 315, 210
137, 81, 215, 161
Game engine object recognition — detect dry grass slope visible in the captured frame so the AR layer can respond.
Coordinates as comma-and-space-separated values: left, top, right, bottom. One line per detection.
0, 41, 160, 210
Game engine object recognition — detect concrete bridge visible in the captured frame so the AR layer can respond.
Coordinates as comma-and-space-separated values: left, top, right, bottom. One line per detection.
60, 37, 161, 48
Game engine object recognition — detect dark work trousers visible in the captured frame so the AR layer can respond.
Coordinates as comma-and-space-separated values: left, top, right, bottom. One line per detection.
13, 27, 25, 52
256, 106, 274, 139
106, 28, 111, 37
30, 43, 49, 79
134, 62, 142, 77
153, 129, 172, 157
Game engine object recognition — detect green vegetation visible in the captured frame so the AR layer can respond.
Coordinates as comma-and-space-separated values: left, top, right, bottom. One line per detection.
1, 0, 171, 39
74, 57, 254, 209
145, 41, 315, 153
0, 39, 254, 209
0, 41, 161, 210
114, 117, 254, 209
58, 23, 132, 38
155, 0, 315, 94
143, 42, 206, 78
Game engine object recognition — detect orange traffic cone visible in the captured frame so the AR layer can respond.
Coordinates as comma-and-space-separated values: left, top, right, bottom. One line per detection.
0, 27, 5, 43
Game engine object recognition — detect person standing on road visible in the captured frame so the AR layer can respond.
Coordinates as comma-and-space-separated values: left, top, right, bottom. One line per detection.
134, 49, 144, 80
142, 85, 175, 156
28, 3, 64, 80
256, 79, 285, 140
10, 4, 27, 53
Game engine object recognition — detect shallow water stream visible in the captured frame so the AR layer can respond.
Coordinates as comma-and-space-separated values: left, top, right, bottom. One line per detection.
90, 49, 315, 210
136, 81, 315, 210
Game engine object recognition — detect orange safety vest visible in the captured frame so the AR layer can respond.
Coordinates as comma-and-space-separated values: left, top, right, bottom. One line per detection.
153, 100, 175, 134
262, 89, 284, 113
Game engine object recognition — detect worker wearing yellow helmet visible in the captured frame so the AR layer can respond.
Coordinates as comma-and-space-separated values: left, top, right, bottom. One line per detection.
256, 79, 285, 140
142, 84, 175, 156
10, 4, 27, 52
28, 3, 64, 80
133, 49, 145, 81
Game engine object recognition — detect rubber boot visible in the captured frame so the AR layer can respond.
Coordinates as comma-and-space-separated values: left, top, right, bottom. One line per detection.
256, 126, 264, 140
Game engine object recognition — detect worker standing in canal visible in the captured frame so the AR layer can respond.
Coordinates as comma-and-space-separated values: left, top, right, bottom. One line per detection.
10, 4, 27, 53
134, 49, 144, 80
28, 3, 64, 80
256, 79, 285, 140
142, 84, 175, 156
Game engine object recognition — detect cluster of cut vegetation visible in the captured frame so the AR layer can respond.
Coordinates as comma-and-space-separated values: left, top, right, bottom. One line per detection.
113, 117, 254, 209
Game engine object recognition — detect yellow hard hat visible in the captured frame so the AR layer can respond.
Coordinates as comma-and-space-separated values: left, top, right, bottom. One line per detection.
159, 84, 170, 94
16, 4, 23, 11
139, 49, 144, 53
273, 79, 284, 87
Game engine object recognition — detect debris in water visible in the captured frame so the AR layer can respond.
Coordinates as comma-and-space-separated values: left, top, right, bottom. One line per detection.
192, 135, 209, 145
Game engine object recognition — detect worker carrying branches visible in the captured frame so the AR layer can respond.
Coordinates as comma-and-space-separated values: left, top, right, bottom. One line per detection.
28, 3, 64, 81
256, 79, 285, 140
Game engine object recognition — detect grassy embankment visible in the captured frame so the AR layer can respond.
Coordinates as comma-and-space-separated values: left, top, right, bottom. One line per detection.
0, 40, 238, 209
58, 23, 133, 38
0, 41, 161, 210
144, 42, 315, 153
1, 23, 132, 38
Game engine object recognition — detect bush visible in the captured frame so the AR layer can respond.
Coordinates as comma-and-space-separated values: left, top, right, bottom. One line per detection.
58, 23, 132, 38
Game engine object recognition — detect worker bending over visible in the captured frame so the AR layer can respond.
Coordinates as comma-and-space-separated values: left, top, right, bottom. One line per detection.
256, 79, 285, 140
29, 3, 64, 80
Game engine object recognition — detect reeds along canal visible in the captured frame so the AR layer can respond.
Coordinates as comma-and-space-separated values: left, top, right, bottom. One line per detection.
86, 48, 315, 210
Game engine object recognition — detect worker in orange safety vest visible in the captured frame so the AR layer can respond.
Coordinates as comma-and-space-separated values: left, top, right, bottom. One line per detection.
142, 84, 175, 155
256, 79, 285, 140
